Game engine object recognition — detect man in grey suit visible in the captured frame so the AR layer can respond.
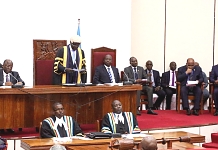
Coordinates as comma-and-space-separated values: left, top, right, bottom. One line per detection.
123, 57, 157, 115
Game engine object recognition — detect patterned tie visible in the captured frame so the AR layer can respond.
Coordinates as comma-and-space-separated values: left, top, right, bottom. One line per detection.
134, 67, 138, 79
172, 71, 175, 86
6, 74, 10, 82
107, 68, 113, 83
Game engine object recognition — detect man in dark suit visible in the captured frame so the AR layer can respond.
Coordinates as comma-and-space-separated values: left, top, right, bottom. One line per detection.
161, 62, 177, 110
93, 54, 120, 84
145, 60, 166, 110
123, 57, 157, 115
177, 58, 203, 116
0, 59, 25, 133
0, 59, 25, 86
209, 64, 218, 116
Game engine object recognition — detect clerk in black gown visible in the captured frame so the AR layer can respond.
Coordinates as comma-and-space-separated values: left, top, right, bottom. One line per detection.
40, 102, 83, 138
101, 100, 141, 134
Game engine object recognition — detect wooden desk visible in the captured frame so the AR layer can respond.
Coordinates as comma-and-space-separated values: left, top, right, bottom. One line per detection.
0, 84, 141, 128
66, 142, 205, 150
20, 131, 205, 150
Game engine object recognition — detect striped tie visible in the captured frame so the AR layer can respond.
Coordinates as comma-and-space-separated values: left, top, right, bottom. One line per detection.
107, 68, 113, 83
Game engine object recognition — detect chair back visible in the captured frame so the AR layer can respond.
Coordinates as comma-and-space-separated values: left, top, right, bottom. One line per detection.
33, 39, 67, 85
96, 119, 102, 132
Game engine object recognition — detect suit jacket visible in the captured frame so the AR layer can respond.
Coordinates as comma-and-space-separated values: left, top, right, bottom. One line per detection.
0, 68, 25, 86
161, 70, 177, 88
161, 71, 171, 88
93, 65, 120, 84
209, 65, 218, 84
145, 69, 161, 87
177, 65, 203, 86
123, 66, 147, 83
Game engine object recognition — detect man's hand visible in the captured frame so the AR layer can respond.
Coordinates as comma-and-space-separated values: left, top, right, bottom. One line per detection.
155, 86, 161, 91
64, 68, 74, 73
5, 82, 13, 86
135, 79, 142, 83
215, 80, 218, 84
16, 82, 23, 85
186, 68, 192, 74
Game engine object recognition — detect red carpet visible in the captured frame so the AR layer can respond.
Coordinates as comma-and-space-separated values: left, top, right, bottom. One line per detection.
137, 110, 218, 130
1, 110, 218, 139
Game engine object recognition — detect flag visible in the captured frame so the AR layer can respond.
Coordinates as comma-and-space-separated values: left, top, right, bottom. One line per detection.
77, 19, 81, 48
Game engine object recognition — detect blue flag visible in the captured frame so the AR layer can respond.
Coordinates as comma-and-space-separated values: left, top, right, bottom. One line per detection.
77, 19, 81, 48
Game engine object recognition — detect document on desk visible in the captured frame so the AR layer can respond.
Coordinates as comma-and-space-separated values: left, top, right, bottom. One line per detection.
71, 136, 93, 140
122, 133, 152, 139
0, 86, 11, 89
52, 137, 72, 142
104, 83, 118, 86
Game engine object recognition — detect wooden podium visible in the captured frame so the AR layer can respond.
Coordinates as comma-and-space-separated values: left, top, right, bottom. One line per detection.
0, 84, 141, 129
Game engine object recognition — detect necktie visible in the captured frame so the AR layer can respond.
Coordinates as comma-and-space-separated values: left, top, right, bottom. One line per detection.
172, 71, 175, 86
134, 67, 138, 79
107, 68, 113, 83
6, 74, 10, 82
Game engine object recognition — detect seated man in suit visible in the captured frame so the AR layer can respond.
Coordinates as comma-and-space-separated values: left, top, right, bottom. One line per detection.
40, 102, 83, 138
123, 57, 157, 115
209, 64, 218, 116
0, 59, 25, 133
140, 136, 158, 150
93, 54, 120, 84
177, 58, 203, 116
194, 62, 209, 108
161, 61, 177, 110
145, 60, 166, 110
0, 59, 25, 86
101, 100, 141, 134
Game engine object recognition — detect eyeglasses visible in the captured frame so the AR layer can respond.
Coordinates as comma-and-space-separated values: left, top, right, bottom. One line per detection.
146, 64, 152, 65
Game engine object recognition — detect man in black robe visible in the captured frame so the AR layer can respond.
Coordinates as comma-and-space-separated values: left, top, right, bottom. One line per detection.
52, 35, 87, 85
101, 100, 141, 134
40, 102, 83, 138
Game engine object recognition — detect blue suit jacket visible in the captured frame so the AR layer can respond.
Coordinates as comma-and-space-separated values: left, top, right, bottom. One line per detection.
0, 68, 25, 86
177, 65, 203, 86
93, 65, 120, 84
145, 69, 161, 87
209, 65, 218, 83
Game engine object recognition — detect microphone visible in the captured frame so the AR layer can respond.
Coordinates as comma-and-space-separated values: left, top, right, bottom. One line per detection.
8, 73, 24, 88
123, 71, 133, 85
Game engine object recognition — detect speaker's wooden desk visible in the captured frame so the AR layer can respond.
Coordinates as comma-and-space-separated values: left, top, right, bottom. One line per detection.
0, 84, 141, 129
21, 131, 205, 150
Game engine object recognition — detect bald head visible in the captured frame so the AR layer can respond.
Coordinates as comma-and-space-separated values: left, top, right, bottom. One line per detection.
186, 58, 195, 70
141, 136, 157, 150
